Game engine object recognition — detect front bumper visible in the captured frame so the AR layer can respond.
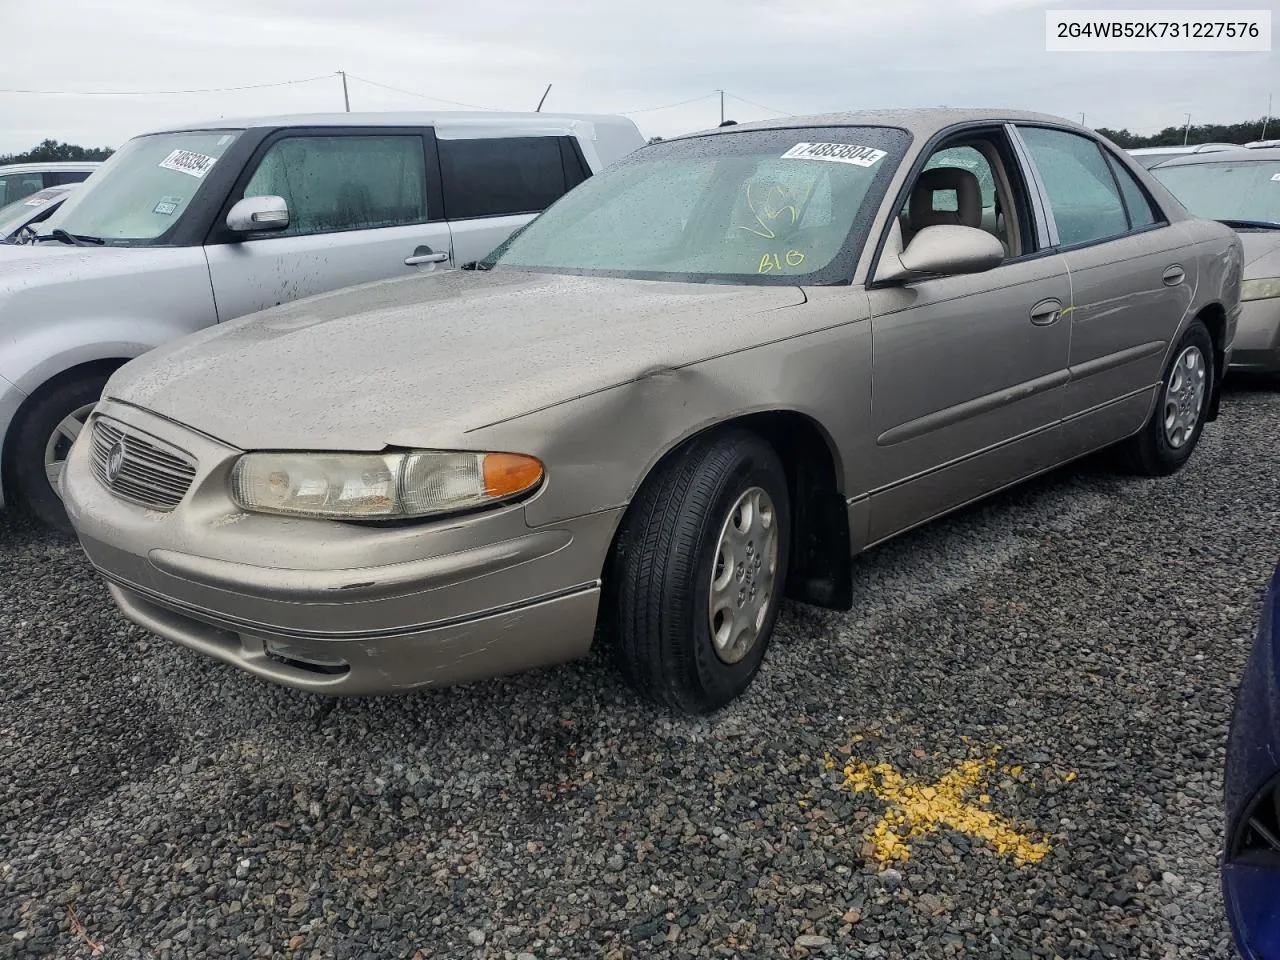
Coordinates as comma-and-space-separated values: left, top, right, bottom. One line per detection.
63, 400, 620, 694
1229, 299, 1280, 372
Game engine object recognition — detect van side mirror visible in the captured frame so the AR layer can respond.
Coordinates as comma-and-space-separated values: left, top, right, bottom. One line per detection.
226, 196, 289, 234
879, 225, 1004, 282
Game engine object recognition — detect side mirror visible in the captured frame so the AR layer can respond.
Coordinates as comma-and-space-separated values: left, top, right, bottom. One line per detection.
880, 225, 1004, 282
226, 195, 289, 234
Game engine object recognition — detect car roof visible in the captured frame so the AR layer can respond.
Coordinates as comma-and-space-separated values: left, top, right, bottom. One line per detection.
138, 110, 640, 138
1150, 146, 1280, 168
0, 161, 103, 174
662, 107, 1086, 142
1130, 144, 1236, 155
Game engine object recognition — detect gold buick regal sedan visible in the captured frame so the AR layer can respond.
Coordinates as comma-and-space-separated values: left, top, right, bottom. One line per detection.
63, 108, 1243, 714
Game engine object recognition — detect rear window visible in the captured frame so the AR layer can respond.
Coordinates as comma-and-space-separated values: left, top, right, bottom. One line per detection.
438, 136, 582, 219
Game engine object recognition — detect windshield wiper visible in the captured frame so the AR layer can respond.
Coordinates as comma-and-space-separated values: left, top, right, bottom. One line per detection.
37, 228, 105, 246
1217, 218, 1280, 230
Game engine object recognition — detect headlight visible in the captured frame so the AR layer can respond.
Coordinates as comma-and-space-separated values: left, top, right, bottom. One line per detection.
1241, 277, 1280, 302
229, 450, 543, 519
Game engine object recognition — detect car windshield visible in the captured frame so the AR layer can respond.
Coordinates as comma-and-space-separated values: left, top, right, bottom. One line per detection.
42, 130, 242, 243
0, 188, 62, 226
483, 125, 910, 285
1151, 159, 1280, 224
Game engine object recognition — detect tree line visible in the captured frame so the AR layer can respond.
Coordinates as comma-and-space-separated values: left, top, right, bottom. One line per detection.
0, 139, 115, 165
1094, 118, 1272, 148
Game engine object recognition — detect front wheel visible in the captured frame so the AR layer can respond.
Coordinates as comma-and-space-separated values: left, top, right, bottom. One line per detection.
8, 375, 109, 531
1116, 319, 1214, 477
606, 429, 791, 714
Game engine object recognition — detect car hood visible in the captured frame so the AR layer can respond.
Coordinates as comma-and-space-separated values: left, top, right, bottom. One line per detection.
108, 269, 809, 451
0, 241, 167, 288
1239, 231, 1280, 278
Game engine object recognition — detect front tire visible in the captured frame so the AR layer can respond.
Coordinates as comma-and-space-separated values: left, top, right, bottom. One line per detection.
606, 429, 791, 714
8, 375, 109, 531
1116, 320, 1214, 477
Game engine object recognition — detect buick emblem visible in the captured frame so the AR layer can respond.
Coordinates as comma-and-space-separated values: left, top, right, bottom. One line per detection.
106, 441, 126, 483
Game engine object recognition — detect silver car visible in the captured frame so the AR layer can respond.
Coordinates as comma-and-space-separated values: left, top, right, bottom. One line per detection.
0, 185, 77, 242
0, 112, 644, 529
1148, 146, 1280, 372
0, 161, 99, 206
64, 108, 1242, 713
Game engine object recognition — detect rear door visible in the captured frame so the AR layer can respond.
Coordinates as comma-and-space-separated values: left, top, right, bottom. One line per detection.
438, 135, 591, 265
203, 127, 453, 321
1015, 126, 1193, 420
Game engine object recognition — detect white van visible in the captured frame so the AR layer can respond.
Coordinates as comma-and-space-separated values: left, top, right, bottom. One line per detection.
0, 112, 644, 527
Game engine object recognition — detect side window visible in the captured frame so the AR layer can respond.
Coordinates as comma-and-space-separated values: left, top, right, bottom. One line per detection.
1018, 127, 1129, 246
46, 170, 93, 187
1105, 153, 1162, 229
904, 136, 1028, 256
438, 136, 570, 219
0, 173, 45, 206
242, 135, 427, 238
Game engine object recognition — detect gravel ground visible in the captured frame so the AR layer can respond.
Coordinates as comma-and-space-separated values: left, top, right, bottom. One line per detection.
2, 382, 1278, 960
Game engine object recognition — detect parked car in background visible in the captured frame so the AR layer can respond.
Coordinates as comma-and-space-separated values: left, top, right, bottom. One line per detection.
1223, 564, 1280, 960
1128, 144, 1237, 169
1149, 147, 1280, 372
0, 161, 99, 206
0, 111, 644, 527
0, 184, 78, 243
63, 108, 1241, 713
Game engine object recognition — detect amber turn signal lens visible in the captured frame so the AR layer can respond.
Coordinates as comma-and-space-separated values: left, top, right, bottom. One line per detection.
482, 453, 544, 498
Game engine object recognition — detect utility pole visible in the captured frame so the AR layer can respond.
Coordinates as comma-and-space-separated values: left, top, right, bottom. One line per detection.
339, 70, 350, 112
717, 89, 724, 125
535, 83, 552, 112
1263, 93, 1273, 140
1079, 112, 1085, 126
1182, 112, 1191, 145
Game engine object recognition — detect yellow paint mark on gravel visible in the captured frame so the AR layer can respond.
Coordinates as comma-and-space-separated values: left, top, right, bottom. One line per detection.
827, 751, 1051, 866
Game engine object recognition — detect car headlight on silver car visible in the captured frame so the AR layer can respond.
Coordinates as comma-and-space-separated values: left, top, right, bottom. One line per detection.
229, 451, 543, 519
1241, 277, 1280, 302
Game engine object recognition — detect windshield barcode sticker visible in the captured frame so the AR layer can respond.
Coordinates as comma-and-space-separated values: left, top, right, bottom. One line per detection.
781, 142, 888, 167
1272, 172, 1280, 181
158, 149, 218, 179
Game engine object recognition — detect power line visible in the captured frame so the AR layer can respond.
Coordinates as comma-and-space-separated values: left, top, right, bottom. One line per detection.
724, 92, 792, 117
617, 92, 718, 115
0, 75, 335, 96
344, 74, 498, 111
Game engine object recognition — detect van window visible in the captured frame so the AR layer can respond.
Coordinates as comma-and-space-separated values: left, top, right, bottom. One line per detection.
243, 135, 428, 237
439, 136, 578, 219
0, 172, 44, 206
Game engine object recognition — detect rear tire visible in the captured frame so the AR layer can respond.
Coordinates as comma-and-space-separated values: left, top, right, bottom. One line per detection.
8, 375, 109, 531
605, 429, 791, 714
1116, 320, 1213, 477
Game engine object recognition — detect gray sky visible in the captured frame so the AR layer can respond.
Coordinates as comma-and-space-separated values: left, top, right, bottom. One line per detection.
2, 0, 1274, 154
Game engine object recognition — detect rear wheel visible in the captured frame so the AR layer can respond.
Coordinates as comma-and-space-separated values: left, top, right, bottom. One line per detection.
1116, 320, 1213, 477
8, 375, 109, 531
606, 429, 791, 714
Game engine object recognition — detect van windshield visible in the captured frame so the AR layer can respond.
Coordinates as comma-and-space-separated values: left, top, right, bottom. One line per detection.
43, 131, 242, 244
483, 125, 910, 285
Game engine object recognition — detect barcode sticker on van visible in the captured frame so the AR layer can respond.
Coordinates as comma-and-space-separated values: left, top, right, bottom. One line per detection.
158, 149, 218, 179
781, 142, 887, 167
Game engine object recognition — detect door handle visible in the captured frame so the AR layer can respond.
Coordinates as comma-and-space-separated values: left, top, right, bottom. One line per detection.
405, 246, 449, 266
1029, 297, 1063, 326
1162, 265, 1185, 286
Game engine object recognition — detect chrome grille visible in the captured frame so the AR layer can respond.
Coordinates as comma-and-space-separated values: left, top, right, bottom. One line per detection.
90, 418, 197, 511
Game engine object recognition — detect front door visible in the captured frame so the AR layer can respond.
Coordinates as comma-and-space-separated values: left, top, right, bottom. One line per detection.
203, 131, 453, 321
865, 130, 1072, 543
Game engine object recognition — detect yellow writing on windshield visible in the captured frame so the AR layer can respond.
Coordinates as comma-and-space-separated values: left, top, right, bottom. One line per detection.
758, 250, 806, 273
